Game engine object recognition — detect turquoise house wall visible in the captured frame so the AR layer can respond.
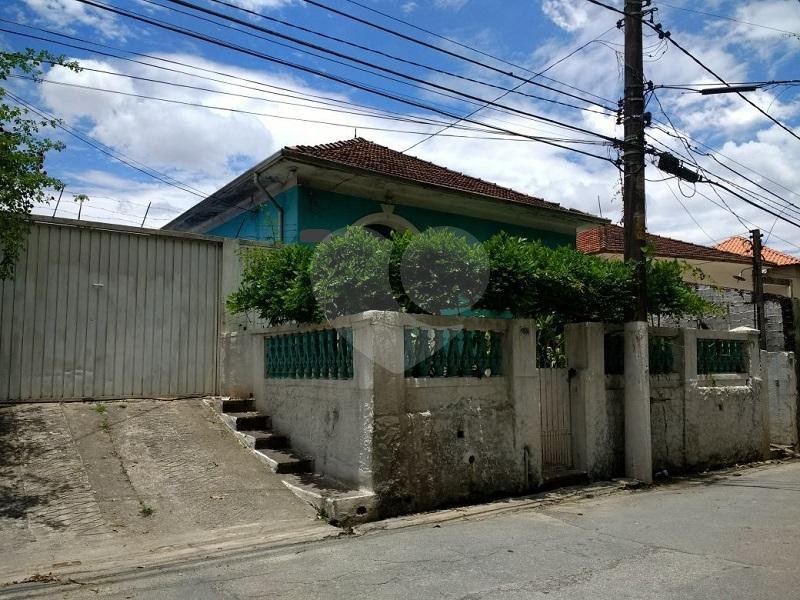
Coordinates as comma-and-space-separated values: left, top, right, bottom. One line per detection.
208, 187, 300, 242
299, 187, 575, 247
207, 185, 575, 247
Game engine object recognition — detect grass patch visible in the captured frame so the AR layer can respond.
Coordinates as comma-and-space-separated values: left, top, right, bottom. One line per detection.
99, 419, 110, 433
93, 403, 107, 414
139, 503, 155, 518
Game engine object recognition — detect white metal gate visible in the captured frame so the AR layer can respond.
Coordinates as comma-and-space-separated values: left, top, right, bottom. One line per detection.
539, 368, 573, 471
0, 219, 222, 401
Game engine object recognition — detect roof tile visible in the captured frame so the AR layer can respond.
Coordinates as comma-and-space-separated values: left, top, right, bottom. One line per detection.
715, 236, 800, 267
285, 138, 595, 218
577, 225, 752, 264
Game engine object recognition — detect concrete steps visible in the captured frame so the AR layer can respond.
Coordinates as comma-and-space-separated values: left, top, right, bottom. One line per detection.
205, 396, 377, 525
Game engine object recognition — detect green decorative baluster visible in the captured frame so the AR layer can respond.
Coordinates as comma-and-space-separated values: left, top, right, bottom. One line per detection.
344, 328, 354, 378
489, 332, 502, 376
282, 335, 290, 378
446, 330, 458, 377
304, 332, 313, 378
292, 333, 301, 378
335, 329, 345, 379
422, 330, 436, 377
325, 330, 334, 379
474, 331, 488, 378
458, 330, 472, 377
403, 328, 414, 377
412, 329, 426, 377
431, 330, 446, 377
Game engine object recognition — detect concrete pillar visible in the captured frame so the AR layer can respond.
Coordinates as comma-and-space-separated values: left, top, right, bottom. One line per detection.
624, 321, 653, 482
509, 320, 542, 488
219, 238, 247, 333
566, 322, 612, 479
351, 312, 406, 491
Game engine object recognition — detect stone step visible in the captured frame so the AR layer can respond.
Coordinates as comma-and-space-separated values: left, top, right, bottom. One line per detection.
241, 430, 289, 450
255, 448, 313, 474
222, 398, 254, 413
228, 412, 271, 432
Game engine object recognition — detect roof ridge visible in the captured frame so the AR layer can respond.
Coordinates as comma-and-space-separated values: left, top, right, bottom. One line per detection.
283, 137, 573, 212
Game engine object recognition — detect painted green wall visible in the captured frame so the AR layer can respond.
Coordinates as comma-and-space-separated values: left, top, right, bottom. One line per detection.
207, 185, 575, 247
208, 187, 300, 242
298, 186, 575, 247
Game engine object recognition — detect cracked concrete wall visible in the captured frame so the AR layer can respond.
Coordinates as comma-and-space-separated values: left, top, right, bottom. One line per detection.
762, 351, 798, 446
599, 327, 768, 477
250, 312, 542, 516
366, 314, 540, 517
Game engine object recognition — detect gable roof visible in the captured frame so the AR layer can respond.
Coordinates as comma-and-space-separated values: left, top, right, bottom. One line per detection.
577, 224, 752, 264
715, 235, 800, 267
164, 137, 604, 232
283, 138, 596, 218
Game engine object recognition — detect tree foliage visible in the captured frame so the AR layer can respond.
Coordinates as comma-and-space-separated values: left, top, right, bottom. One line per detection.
227, 228, 720, 327
0, 49, 80, 279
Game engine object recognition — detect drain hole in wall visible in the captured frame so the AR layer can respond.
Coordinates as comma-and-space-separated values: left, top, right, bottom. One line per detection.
718, 403, 723, 411
457, 430, 464, 438
468, 455, 475, 464
356, 505, 367, 515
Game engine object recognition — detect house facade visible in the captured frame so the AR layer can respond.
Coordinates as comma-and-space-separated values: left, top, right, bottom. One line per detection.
165, 138, 605, 247
578, 224, 800, 352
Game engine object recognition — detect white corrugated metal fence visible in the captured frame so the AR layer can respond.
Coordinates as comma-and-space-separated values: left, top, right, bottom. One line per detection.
0, 219, 222, 401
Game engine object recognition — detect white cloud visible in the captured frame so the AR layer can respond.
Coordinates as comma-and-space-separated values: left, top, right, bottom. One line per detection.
23, 0, 127, 40
541, 0, 594, 33
401, 1, 418, 14
223, 0, 295, 9
435, 0, 469, 10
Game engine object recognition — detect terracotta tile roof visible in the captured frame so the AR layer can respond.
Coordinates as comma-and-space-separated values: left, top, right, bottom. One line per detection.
715, 235, 800, 267
577, 225, 752, 264
284, 138, 598, 219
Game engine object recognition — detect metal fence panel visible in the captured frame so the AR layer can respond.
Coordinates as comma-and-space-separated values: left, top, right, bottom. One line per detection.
0, 221, 221, 401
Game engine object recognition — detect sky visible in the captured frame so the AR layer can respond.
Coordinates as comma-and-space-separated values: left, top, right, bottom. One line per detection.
2, 0, 800, 253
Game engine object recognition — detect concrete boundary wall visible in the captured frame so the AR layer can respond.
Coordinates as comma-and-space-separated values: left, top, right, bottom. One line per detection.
567, 323, 770, 479
241, 311, 541, 516
763, 351, 798, 446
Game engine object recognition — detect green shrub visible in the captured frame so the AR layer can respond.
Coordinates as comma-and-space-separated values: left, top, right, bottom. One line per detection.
310, 226, 396, 318
226, 244, 320, 325
397, 228, 489, 315
226, 228, 719, 327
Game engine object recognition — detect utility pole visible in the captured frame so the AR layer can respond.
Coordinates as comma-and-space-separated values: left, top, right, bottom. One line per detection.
750, 228, 767, 350
622, 0, 653, 483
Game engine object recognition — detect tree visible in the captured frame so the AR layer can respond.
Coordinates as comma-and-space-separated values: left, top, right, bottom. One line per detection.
0, 49, 80, 279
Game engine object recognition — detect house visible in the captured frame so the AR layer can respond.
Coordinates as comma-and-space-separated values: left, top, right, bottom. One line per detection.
164, 138, 605, 247
578, 224, 799, 351
716, 235, 800, 299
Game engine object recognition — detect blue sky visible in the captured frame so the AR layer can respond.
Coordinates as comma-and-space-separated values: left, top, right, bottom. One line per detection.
2, 0, 800, 252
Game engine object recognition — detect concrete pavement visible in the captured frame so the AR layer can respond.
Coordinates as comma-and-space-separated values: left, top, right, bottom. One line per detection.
4, 460, 799, 599
0, 400, 335, 584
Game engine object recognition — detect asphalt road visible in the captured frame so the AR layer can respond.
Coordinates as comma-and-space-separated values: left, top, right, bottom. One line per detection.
5, 461, 800, 599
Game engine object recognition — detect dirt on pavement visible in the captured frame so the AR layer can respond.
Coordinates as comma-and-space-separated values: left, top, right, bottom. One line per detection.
0, 399, 333, 583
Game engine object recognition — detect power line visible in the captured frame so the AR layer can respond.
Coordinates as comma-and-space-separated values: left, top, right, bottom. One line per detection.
185, 0, 613, 116
585, 0, 800, 143
13, 75, 607, 149
402, 25, 618, 153
2, 27, 626, 148
657, 2, 800, 41
2, 24, 598, 142
297, 0, 617, 109
663, 179, 718, 245
339, 0, 616, 105
152, 0, 620, 131
68, 0, 624, 162
5, 91, 208, 198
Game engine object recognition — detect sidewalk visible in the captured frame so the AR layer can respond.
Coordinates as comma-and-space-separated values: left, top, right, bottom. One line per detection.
0, 399, 335, 584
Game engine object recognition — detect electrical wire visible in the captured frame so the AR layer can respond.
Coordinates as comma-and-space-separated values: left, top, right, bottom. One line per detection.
5, 91, 208, 198
657, 2, 800, 41
65, 0, 624, 163
11, 74, 611, 150
339, 0, 616, 105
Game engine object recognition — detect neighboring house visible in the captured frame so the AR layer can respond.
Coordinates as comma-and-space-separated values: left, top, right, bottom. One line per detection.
164, 138, 605, 246
577, 224, 799, 351
716, 235, 800, 300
